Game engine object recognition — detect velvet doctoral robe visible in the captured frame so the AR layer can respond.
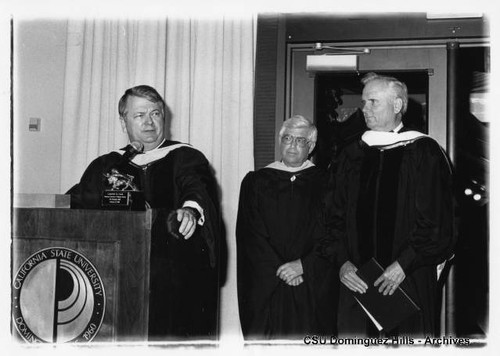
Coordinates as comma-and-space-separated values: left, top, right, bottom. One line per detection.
320, 132, 455, 337
69, 140, 221, 340
236, 165, 338, 340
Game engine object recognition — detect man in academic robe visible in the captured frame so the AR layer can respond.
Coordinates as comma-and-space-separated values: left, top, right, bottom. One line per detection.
319, 73, 455, 337
236, 115, 338, 340
69, 85, 220, 340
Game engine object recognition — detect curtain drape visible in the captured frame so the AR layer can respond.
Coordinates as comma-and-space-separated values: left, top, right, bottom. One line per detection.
59, 16, 255, 341
60, 19, 168, 192
165, 16, 255, 340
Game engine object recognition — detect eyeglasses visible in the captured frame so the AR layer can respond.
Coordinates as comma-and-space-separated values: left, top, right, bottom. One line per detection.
281, 134, 310, 148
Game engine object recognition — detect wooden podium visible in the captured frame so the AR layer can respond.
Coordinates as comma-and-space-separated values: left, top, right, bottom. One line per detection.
12, 206, 155, 343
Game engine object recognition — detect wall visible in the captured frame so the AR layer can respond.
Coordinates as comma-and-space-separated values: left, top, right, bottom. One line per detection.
289, 46, 448, 146
13, 19, 68, 194
284, 13, 489, 43
253, 15, 287, 170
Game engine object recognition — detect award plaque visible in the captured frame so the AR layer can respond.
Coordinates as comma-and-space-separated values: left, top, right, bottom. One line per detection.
101, 168, 145, 210
102, 190, 131, 207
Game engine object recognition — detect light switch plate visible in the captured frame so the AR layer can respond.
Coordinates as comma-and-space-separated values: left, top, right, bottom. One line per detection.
29, 117, 41, 131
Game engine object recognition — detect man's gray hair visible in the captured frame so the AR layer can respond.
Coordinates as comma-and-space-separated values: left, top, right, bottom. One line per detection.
362, 72, 408, 116
279, 115, 318, 143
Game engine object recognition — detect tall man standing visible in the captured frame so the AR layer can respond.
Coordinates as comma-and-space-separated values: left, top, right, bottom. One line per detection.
237, 115, 337, 339
69, 85, 220, 340
320, 73, 454, 337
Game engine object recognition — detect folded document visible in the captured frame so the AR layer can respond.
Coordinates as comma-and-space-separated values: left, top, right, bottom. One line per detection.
353, 258, 421, 332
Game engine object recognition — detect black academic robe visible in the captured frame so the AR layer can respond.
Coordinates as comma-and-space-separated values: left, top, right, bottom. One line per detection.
69, 140, 220, 340
321, 133, 454, 337
236, 165, 338, 340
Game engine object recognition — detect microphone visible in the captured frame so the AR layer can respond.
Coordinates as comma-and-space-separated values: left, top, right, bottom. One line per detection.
122, 141, 144, 161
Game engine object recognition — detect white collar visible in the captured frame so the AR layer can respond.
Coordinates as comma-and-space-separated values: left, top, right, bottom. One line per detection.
114, 140, 190, 166
132, 142, 190, 166
265, 159, 315, 172
361, 129, 427, 150
392, 122, 404, 133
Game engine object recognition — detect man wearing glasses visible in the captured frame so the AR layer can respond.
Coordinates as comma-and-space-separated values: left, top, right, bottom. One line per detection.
236, 115, 337, 340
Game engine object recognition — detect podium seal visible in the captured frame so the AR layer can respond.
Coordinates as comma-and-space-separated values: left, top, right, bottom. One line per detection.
12, 247, 106, 343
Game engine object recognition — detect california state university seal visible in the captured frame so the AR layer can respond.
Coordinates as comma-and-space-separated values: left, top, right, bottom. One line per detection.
12, 247, 105, 343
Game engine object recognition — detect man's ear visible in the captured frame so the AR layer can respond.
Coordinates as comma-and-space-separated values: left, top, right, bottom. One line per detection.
119, 117, 127, 133
308, 141, 316, 155
393, 98, 403, 115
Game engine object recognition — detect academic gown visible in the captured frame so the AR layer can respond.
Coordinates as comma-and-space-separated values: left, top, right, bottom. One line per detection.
320, 132, 454, 337
236, 165, 338, 340
69, 140, 221, 340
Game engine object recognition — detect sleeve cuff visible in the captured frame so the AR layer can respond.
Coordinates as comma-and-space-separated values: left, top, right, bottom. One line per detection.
183, 200, 205, 225
397, 246, 417, 272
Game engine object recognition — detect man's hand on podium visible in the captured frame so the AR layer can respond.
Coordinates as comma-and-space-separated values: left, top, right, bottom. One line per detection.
167, 208, 199, 240
176, 208, 199, 239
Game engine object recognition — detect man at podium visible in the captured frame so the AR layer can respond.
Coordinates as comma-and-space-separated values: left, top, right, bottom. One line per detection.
68, 85, 221, 341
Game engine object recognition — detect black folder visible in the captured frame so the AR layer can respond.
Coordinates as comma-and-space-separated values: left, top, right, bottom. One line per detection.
353, 258, 421, 332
